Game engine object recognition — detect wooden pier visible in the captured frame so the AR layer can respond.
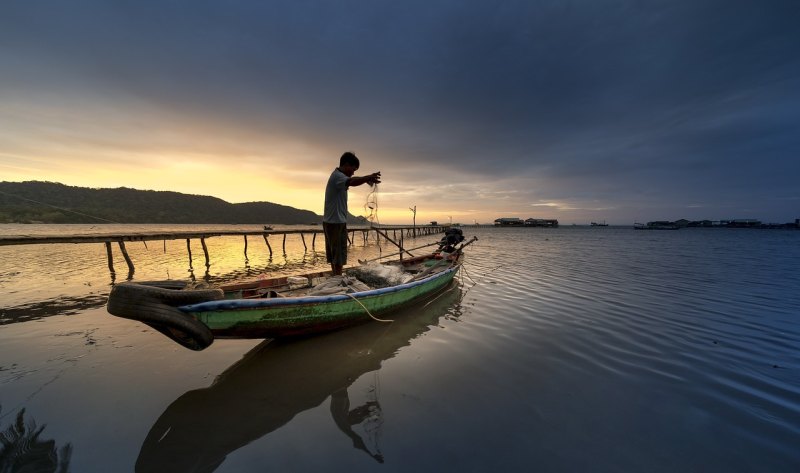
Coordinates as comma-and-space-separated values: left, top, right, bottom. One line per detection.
0, 225, 447, 276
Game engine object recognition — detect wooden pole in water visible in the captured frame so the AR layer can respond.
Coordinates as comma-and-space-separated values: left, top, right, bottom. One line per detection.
282, 234, 287, 253
200, 237, 210, 267
409, 205, 417, 238
186, 239, 193, 269
118, 241, 134, 274
243, 235, 248, 259
105, 242, 115, 274
312, 233, 316, 250
301, 233, 307, 252
263, 234, 273, 257
400, 231, 404, 262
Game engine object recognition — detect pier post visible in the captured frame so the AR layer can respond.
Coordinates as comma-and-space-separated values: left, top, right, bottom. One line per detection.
312, 233, 316, 250
117, 241, 135, 274
200, 237, 210, 268
282, 234, 287, 254
186, 239, 193, 269
105, 242, 115, 275
301, 233, 307, 252
263, 234, 273, 257
243, 235, 248, 259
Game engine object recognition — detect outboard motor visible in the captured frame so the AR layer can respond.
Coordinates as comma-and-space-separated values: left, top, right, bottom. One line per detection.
438, 228, 465, 253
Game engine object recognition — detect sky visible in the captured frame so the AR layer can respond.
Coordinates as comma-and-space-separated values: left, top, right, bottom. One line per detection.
1, 0, 799, 225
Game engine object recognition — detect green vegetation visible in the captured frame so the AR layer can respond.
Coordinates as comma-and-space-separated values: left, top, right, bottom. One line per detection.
0, 181, 366, 225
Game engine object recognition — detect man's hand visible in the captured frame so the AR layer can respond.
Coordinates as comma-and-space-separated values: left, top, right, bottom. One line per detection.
349, 171, 382, 187
368, 171, 382, 185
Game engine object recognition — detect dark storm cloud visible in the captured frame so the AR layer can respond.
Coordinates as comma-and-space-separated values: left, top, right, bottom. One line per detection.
2, 0, 799, 220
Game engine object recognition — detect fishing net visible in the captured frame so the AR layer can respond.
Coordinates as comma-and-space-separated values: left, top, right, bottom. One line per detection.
363, 182, 382, 258
307, 275, 371, 295
346, 263, 413, 288
364, 183, 379, 225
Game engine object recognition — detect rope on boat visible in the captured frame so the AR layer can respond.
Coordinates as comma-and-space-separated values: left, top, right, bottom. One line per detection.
457, 262, 504, 302
422, 283, 458, 308
345, 293, 393, 323
459, 263, 479, 286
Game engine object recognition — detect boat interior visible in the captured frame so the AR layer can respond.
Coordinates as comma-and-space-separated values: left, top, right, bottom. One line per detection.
220, 253, 457, 299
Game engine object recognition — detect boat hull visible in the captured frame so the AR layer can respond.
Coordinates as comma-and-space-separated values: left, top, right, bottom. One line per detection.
180, 265, 459, 338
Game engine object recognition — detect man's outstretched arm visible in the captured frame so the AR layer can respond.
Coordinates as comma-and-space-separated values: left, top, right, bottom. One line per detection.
348, 171, 381, 187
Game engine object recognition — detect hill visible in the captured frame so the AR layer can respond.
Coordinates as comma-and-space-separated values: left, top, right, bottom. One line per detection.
0, 181, 367, 225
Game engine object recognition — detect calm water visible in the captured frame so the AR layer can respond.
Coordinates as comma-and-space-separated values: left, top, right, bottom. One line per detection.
1, 224, 798, 472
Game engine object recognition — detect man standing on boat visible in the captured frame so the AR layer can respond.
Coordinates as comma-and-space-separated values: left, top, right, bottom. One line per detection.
324, 152, 381, 275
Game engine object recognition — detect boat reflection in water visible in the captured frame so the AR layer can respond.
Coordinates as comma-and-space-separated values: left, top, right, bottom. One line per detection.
136, 282, 463, 473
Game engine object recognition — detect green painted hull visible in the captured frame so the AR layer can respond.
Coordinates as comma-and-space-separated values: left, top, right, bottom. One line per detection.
181, 265, 458, 338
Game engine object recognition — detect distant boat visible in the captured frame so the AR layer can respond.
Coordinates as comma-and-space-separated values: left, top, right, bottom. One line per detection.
590, 221, 609, 227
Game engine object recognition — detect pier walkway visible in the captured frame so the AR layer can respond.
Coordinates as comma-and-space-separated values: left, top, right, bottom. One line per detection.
0, 225, 447, 276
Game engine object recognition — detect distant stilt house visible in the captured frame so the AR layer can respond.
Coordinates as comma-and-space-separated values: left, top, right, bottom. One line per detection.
727, 219, 762, 228
493, 217, 558, 227
674, 219, 690, 228
494, 217, 524, 226
687, 220, 715, 227
525, 218, 559, 228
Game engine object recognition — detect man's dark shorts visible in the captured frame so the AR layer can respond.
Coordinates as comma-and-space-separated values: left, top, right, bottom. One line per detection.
323, 222, 348, 266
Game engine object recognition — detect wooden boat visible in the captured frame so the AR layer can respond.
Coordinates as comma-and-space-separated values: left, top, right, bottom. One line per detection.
107, 235, 476, 351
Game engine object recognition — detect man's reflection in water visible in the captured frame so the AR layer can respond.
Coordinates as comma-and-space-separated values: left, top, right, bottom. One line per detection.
136, 283, 461, 473
331, 387, 384, 463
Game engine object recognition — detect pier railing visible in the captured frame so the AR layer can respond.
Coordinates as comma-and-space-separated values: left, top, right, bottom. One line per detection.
0, 225, 447, 276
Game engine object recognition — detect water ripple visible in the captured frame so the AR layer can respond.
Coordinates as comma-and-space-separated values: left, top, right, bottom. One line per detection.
2, 225, 799, 470
460, 227, 800, 463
